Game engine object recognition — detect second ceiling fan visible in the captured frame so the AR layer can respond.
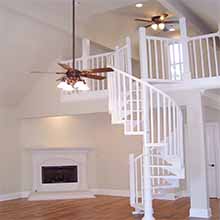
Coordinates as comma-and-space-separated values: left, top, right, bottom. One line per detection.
135, 13, 178, 31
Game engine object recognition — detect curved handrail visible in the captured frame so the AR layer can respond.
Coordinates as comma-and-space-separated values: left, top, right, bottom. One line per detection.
108, 67, 184, 163
109, 66, 183, 108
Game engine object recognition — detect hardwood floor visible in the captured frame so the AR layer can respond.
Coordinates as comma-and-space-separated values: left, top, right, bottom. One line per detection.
0, 196, 219, 220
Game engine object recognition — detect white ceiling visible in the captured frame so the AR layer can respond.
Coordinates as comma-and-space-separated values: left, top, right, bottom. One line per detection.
1, 0, 220, 107
180, 0, 220, 32
0, 0, 143, 33
0, 0, 139, 106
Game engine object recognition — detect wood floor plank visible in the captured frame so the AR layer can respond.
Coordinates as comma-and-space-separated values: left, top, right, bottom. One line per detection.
0, 196, 219, 220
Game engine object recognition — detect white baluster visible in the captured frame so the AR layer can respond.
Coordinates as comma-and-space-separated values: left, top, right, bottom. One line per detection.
206, 38, 212, 77
213, 36, 218, 76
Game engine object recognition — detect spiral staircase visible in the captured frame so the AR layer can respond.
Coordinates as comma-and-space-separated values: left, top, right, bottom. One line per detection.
106, 28, 184, 219
107, 67, 184, 219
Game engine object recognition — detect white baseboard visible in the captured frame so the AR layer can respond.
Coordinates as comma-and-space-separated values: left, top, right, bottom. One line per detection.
0, 191, 30, 201
190, 208, 212, 218
92, 189, 187, 201
0, 189, 188, 202
0, 192, 20, 201
20, 191, 31, 198
28, 191, 95, 201
92, 189, 130, 197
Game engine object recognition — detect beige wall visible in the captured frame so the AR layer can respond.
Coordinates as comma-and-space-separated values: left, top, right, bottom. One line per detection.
20, 113, 142, 192
0, 107, 20, 194
204, 106, 220, 123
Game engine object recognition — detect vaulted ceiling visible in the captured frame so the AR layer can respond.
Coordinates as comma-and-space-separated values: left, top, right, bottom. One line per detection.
180, 0, 220, 31
0, 0, 220, 107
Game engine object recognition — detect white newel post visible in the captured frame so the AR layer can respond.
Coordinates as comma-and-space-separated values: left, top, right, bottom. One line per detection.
82, 38, 90, 86
139, 27, 154, 220
126, 36, 133, 75
179, 17, 191, 80
129, 154, 135, 207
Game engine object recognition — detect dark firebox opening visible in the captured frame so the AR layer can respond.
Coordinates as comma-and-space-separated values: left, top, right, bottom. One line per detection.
42, 166, 78, 184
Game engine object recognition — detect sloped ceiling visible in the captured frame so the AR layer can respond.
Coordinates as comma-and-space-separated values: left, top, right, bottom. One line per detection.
1, 0, 220, 107
0, 6, 71, 106
180, 0, 220, 32
0, 0, 141, 107
0, 0, 142, 32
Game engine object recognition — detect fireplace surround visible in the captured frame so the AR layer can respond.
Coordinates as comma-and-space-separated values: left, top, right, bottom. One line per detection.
28, 147, 95, 200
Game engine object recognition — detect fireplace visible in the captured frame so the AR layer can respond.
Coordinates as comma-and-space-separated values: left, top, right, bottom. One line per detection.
30, 147, 94, 194
42, 166, 78, 184
28, 147, 95, 200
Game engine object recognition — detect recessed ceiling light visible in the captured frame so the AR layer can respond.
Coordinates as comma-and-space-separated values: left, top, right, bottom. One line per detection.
136, 3, 143, 8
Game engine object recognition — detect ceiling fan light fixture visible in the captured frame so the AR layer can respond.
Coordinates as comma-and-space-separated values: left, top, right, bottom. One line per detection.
57, 81, 68, 89
63, 83, 74, 92
74, 81, 90, 91
57, 81, 74, 91
158, 23, 165, 30
151, 23, 158, 30
160, 14, 165, 21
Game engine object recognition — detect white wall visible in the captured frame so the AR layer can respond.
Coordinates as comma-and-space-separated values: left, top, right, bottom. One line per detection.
0, 107, 20, 195
20, 113, 142, 192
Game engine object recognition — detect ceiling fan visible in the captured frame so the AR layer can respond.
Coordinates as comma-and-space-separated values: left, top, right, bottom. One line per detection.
135, 13, 178, 31
31, 0, 114, 91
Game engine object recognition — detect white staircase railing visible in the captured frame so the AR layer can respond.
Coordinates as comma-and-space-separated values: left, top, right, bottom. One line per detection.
143, 35, 183, 81
108, 68, 183, 157
188, 31, 220, 79
143, 30, 220, 82
108, 67, 184, 215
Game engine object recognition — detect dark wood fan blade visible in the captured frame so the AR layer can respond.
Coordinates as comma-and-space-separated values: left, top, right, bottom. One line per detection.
145, 24, 152, 29
56, 76, 66, 81
56, 72, 67, 74
135, 18, 152, 23
81, 73, 106, 80
81, 68, 114, 74
165, 20, 179, 24
58, 63, 72, 71
31, 71, 66, 75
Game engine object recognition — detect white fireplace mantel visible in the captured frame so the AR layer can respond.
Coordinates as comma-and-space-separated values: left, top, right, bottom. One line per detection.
28, 147, 95, 201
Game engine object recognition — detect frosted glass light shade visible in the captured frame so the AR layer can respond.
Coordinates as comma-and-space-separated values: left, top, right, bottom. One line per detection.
74, 81, 90, 91
159, 23, 165, 30
57, 81, 74, 91
151, 23, 158, 30
57, 81, 67, 89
